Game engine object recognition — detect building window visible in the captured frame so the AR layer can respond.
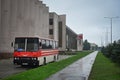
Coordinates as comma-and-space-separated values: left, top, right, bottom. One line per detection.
49, 18, 53, 25
49, 29, 53, 35
58, 21, 62, 47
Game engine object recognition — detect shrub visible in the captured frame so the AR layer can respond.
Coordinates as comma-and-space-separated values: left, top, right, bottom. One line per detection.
101, 40, 120, 65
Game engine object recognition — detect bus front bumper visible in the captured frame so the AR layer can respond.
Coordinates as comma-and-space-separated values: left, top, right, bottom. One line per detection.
13, 57, 39, 66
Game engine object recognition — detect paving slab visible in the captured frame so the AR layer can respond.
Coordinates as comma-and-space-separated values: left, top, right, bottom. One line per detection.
46, 51, 98, 80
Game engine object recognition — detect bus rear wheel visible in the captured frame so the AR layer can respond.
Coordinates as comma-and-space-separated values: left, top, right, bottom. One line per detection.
43, 57, 46, 65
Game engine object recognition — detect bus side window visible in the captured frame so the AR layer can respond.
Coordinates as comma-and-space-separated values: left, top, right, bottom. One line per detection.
53, 41, 55, 49
42, 40, 46, 49
46, 40, 50, 49
55, 41, 58, 49
47, 40, 53, 49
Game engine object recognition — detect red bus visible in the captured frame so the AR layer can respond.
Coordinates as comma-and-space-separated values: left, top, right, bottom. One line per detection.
13, 37, 59, 66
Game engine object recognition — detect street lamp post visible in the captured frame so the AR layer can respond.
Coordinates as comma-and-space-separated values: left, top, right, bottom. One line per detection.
104, 16, 119, 44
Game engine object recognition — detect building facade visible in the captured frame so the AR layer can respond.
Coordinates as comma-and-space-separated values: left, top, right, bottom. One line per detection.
90, 43, 97, 50
49, 13, 83, 51
66, 26, 77, 50
0, 0, 49, 53
0, 0, 83, 53
49, 12, 67, 51
49, 12, 59, 41
77, 34, 83, 51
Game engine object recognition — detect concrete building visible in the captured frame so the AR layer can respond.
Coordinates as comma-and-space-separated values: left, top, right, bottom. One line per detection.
0, 0, 49, 53
49, 12, 59, 41
49, 12, 83, 51
77, 34, 83, 51
58, 15, 67, 51
49, 12, 67, 51
90, 43, 97, 51
66, 26, 77, 50
0, 0, 83, 54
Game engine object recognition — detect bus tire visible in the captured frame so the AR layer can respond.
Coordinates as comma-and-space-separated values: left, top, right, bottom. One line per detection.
43, 57, 46, 65
36, 61, 39, 66
57, 54, 59, 60
54, 56, 56, 62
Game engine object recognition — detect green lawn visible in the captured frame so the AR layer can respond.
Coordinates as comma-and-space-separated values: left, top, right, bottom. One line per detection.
3, 51, 91, 80
89, 52, 120, 80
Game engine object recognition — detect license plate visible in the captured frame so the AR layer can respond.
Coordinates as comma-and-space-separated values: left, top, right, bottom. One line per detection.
22, 63, 28, 65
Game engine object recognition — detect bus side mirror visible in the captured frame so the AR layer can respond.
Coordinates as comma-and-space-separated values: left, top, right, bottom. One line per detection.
11, 42, 14, 47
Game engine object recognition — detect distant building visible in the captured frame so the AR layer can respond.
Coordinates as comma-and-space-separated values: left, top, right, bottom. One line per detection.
90, 43, 98, 50
49, 12, 83, 51
77, 34, 83, 51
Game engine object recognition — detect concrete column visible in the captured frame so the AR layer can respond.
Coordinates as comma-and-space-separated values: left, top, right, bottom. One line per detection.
42, 4, 48, 38
36, 1, 42, 37
16, 0, 25, 36
9, 0, 18, 52
59, 15, 66, 51
0, 0, 2, 52
0, 0, 11, 53
53, 13, 59, 41
24, 0, 30, 37
45, 6, 49, 38
0, 0, 1, 32
34, 0, 39, 36
29, 0, 35, 37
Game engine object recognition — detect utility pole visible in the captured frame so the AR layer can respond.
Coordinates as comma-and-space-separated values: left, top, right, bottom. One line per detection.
101, 36, 103, 47
104, 16, 119, 44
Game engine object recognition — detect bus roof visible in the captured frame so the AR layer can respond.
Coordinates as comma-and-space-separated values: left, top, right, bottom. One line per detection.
15, 37, 58, 41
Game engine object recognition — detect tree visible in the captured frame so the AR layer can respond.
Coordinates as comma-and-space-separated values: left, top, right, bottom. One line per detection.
101, 39, 120, 64
83, 39, 90, 50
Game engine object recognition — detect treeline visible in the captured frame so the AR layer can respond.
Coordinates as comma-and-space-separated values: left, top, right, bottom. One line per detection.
101, 39, 120, 64
83, 39, 98, 50
83, 40, 90, 50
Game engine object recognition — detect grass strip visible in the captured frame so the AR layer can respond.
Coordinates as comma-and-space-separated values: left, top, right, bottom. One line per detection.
3, 51, 91, 80
89, 52, 120, 80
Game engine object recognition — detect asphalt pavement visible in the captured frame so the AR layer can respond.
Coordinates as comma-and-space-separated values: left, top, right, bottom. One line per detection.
0, 55, 72, 79
46, 51, 98, 80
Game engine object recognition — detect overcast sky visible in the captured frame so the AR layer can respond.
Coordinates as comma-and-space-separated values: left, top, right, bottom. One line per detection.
43, 0, 120, 46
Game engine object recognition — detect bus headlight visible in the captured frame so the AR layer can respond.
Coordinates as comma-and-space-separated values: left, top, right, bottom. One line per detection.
14, 57, 19, 60
32, 58, 37, 60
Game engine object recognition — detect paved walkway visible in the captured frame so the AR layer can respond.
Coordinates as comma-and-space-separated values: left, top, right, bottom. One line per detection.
46, 51, 98, 80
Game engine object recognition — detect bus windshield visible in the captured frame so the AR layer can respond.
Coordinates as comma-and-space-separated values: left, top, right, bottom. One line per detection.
14, 38, 39, 51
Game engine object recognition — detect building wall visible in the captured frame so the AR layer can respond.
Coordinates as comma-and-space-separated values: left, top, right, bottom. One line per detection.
49, 12, 59, 41
58, 15, 66, 51
0, 0, 49, 53
0, 0, 1, 36
66, 26, 77, 50
49, 13, 67, 51
90, 43, 97, 50
0, 0, 83, 53
77, 34, 83, 51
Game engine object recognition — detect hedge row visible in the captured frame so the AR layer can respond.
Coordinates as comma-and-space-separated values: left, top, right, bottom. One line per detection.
101, 40, 120, 64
